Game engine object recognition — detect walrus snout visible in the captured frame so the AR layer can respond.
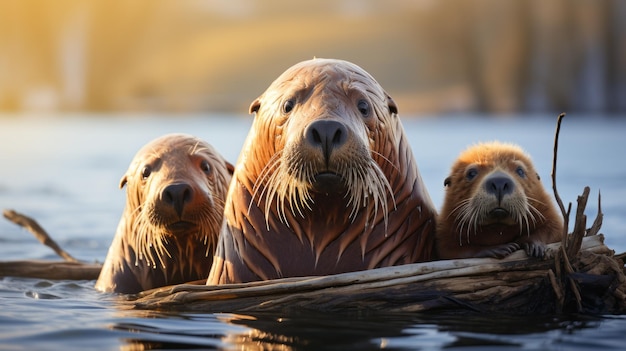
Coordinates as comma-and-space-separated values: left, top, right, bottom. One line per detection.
304, 120, 348, 160
162, 183, 193, 217
484, 172, 514, 203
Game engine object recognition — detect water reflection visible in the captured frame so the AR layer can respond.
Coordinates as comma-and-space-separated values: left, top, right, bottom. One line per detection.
115, 311, 418, 350
221, 312, 417, 350
112, 310, 604, 350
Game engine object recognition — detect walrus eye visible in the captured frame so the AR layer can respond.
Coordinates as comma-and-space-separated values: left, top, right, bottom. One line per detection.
141, 166, 152, 180
466, 168, 478, 181
201, 160, 212, 175
516, 166, 526, 178
283, 99, 295, 114
357, 99, 370, 117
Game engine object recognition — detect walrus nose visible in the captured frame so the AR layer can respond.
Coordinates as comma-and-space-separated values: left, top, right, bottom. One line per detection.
485, 174, 514, 203
305, 120, 348, 160
162, 183, 193, 217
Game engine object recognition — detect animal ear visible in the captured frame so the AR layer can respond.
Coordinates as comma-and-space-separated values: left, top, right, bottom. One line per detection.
386, 93, 398, 115
226, 161, 235, 175
444, 176, 452, 187
249, 98, 261, 114
119, 174, 128, 189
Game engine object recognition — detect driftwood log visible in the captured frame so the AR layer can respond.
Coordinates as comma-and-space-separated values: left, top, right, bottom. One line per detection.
0, 259, 102, 281
2, 113, 626, 315
132, 234, 624, 315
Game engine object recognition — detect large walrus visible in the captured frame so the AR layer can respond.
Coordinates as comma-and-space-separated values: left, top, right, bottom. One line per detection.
436, 141, 563, 259
207, 58, 437, 285
96, 133, 233, 293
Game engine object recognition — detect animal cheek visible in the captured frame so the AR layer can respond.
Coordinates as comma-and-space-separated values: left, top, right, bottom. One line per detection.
197, 178, 213, 196
201, 186, 215, 205
144, 177, 164, 200
517, 182, 533, 196
511, 185, 525, 197
470, 191, 492, 206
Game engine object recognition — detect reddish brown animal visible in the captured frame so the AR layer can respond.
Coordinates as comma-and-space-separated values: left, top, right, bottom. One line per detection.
436, 141, 562, 259
96, 133, 232, 293
207, 58, 437, 285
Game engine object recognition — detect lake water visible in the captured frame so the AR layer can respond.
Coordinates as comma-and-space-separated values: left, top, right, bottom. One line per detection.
1, 113, 625, 350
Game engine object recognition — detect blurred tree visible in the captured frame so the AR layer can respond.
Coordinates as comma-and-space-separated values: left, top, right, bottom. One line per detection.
0, 0, 623, 115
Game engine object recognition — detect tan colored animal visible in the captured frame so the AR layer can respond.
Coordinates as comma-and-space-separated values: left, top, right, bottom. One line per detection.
96, 133, 233, 293
436, 141, 562, 259
207, 58, 437, 284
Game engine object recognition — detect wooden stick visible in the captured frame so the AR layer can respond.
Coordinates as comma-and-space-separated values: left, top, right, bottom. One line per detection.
3, 209, 79, 263
567, 187, 589, 259
588, 191, 603, 237
551, 113, 571, 246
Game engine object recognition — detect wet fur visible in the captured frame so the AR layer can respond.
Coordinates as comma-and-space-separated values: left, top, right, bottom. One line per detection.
208, 58, 437, 284
436, 141, 562, 259
95, 134, 232, 293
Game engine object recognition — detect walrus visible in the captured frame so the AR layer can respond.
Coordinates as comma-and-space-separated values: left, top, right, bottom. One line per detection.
207, 58, 437, 285
436, 141, 562, 259
95, 133, 233, 293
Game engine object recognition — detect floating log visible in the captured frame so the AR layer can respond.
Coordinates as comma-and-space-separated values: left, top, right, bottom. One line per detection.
0, 260, 102, 281
130, 234, 626, 315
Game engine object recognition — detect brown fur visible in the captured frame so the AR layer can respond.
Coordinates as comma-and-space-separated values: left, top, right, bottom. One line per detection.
95, 133, 233, 293
207, 58, 437, 285
436, 141, 562, 259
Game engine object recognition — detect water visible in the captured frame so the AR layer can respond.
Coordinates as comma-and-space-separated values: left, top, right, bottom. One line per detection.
0, 113, 625, 350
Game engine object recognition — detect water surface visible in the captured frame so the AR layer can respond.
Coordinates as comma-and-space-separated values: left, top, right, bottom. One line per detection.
0, 114, 625, 350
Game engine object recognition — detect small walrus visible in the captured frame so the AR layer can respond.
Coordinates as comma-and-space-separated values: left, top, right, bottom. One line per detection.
95, 133, 233, 293
207, 58, 437, 285
436, 141, 562, 259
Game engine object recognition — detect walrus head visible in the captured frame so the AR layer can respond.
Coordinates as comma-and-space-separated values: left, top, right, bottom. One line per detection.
208, 58, 436, 284
442, 141, 546, 246
246, 58, 400, 231
120, 133, 233, 270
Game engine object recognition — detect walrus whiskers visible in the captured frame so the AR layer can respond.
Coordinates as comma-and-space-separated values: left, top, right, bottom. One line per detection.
451, 195, 545, 246
130, 197, 225, 274
343, 158, 395, 232
251, 145, 395, 235
153, 207, 221, 279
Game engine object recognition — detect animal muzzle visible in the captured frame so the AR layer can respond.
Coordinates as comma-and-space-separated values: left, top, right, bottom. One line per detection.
161, 182, 194, 217
484, 171, 514, 204
304, 119, 348, 163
